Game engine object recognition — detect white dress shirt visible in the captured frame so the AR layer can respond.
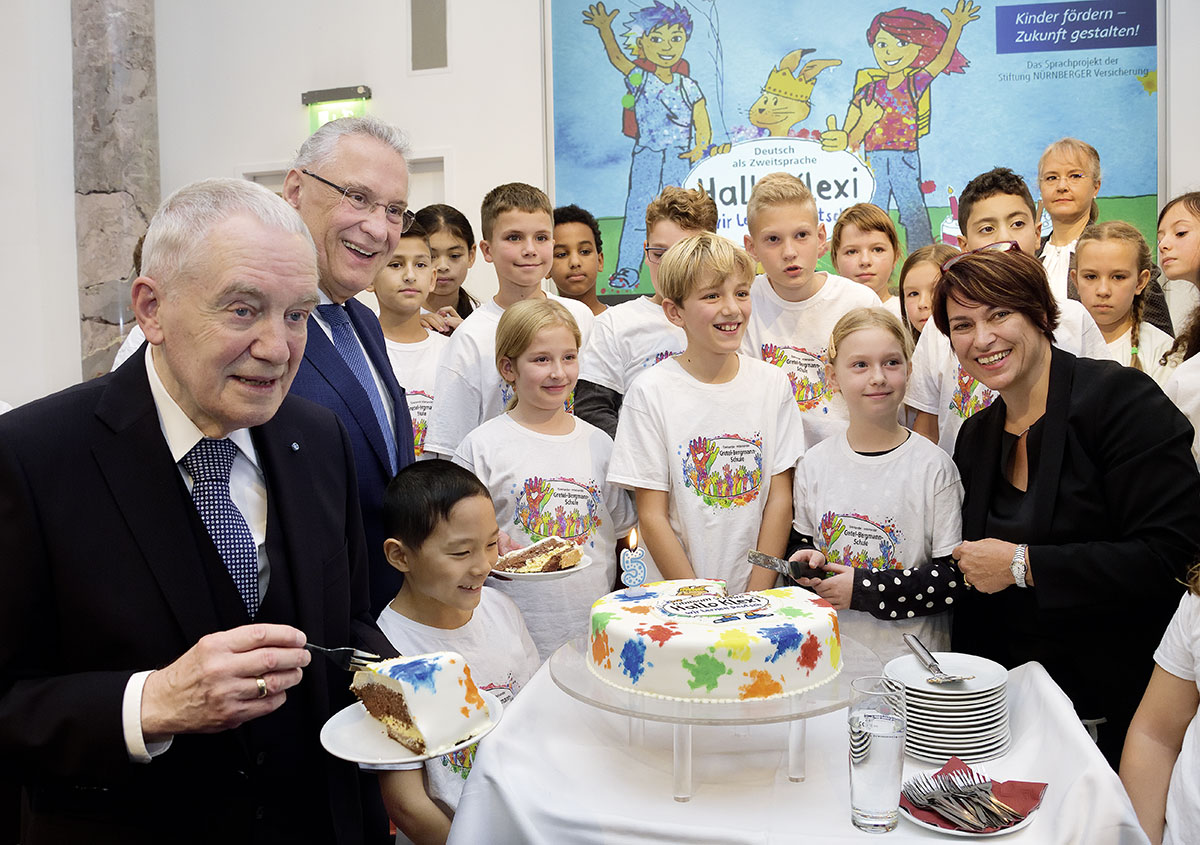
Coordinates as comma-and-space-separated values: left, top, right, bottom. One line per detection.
122, 347, 272, 762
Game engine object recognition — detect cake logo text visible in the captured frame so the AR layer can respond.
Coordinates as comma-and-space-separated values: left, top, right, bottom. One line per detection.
659, 593, 772, 619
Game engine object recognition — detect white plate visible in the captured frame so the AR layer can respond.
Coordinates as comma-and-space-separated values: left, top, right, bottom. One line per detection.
885, 653, 1008, 695
900, 800, 1036, 837
906, 687, 1007, 705
907, 737, 1012, 757
911, 720, 1010, 739
907, 738, 1012, 765
491, 555, 594, 581
320, 690, 502, 764
908, 706, 1008, 725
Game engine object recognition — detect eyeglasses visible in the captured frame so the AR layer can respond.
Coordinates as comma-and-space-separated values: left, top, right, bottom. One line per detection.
940, 241, 1021, 273
301, 169, 415, 231
644, 243, 669, 265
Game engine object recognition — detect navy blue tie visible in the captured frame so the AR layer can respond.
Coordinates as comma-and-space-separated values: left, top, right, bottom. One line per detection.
181, 438, 259, 618
317, 303, 398, 473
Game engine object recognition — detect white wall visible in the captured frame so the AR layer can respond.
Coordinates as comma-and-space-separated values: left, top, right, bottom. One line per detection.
1165, 0, 1200, 197
0, 2, 80, 407
154, 0, 549, 305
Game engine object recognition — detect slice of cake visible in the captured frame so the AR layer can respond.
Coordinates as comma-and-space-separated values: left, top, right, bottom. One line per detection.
350, 652, 492, 756
494, 536, 582, 573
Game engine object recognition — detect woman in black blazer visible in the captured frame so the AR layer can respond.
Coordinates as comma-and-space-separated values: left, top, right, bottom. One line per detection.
932, 244, 1200, 767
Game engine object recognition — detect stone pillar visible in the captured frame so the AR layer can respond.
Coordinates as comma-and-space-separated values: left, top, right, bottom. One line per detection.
72, 0, 159, 379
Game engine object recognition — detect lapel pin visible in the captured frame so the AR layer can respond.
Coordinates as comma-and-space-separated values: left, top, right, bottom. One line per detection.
290, 442, 300, 452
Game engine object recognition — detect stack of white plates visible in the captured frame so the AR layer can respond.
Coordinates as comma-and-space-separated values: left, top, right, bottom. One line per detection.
883, 652, 1010, 764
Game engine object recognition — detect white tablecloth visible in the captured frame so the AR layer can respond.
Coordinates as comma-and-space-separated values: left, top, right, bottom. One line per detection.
448, 660, 1148, 844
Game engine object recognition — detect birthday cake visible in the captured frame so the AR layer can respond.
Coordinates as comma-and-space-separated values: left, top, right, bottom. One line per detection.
494, 536, 581, 573
588, 580, 841, 701
350, 652, 492, 756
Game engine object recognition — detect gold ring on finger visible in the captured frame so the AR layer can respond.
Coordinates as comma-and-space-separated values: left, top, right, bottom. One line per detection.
256, 677, 268, 698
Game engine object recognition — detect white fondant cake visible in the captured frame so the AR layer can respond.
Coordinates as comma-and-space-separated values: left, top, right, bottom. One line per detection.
588, 579, 841, 701
351, 652, 492, 756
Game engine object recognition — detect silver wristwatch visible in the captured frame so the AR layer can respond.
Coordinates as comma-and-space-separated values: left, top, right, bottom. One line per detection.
1011, 544, 1028, 588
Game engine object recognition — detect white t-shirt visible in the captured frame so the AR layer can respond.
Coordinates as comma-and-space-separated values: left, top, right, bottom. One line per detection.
579, 295, 687, 393
1105, 322, 1177, 387
1152, 591, 1200, 845
793, 431, 962, 664
906, 299, 1112, 454
384, 332, 449, 458
424, 295, 594, 458
370, 589, 541, 811
609, 355, 806, 593
454, 414, 635, 660
740, 273, 881, 447
1161, 278, 1200, 337
1164, 354, 1200, 470
881, 295, 903, 320
1040, 239, 1076, 303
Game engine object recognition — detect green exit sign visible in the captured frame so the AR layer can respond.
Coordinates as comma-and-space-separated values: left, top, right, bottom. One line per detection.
302, 85, 372, 132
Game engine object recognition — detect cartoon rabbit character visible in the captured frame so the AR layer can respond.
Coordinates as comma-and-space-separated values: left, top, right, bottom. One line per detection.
748, 48, 841, 138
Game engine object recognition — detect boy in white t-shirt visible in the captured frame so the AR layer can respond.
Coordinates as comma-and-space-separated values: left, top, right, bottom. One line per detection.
370, 218, 449, 458
371, 460, 540, 845
424, 183, 594, 458
576, 185, 716, 437
609, 233, 806, 593
907, 167, 1111, 453
548, 204, 607, 317
740, 173, 882, 447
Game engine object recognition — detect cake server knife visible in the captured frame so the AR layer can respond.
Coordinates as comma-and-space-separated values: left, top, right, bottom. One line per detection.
747, 550, 826, 582
903, 633, 975, 684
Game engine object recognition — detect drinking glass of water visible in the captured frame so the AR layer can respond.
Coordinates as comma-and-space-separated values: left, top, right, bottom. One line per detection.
848, 675, 906, 833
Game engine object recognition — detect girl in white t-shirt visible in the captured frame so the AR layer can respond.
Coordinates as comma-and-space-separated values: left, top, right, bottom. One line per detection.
791, 307, 964, 662
1121, 566, 1200, 845
1157, 192, 1200, 337
455, 298, 635, 659
832, 203, 903, 319
897, 244, 958, 428
898, 244, 959, 345
1073, 221, 1177, 386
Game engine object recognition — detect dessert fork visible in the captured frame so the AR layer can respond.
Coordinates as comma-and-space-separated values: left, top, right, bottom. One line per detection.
304, 643, 381, 671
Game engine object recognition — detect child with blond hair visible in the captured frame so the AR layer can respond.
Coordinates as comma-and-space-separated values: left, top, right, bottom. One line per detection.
610, 233, 805, 591
741, 172, 881, 447
455, 299, 634, 659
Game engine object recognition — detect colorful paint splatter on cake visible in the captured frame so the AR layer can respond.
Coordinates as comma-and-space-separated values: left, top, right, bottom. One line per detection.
620, 638, 648, 682
714, 628, 756, 661
636, 622, 682, 647
681, 652, 731, 692
760, 624, 804, 663
739, 669, 784, 699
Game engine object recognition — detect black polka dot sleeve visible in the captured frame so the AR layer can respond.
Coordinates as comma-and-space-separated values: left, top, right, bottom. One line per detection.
847, 555, 966, 620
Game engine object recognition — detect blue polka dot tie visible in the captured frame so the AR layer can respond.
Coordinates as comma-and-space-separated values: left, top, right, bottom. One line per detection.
317, 303, 398, 473
181, 438, 259, 618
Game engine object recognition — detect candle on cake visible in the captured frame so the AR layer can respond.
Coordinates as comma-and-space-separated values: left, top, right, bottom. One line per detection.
619, 528, 647, 596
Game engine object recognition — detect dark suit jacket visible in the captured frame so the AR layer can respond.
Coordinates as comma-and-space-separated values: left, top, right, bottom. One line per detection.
952, 347, 1200, 745
290, 298, 415, 614
0, 353, 393, 844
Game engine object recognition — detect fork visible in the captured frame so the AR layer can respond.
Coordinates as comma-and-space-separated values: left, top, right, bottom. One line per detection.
938, 770, 1024, 826
902, 774, 986, 831
304, 643, 381, 671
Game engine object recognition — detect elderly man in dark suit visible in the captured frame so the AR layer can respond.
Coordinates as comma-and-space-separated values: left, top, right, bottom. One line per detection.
0, 178, 392, 844
283, 116, 418, 614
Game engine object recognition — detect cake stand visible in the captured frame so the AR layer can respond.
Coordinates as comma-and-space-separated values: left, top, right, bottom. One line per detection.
549, 635, 881, 801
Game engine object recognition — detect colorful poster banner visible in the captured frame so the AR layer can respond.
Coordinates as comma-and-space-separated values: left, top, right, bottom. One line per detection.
549, 0, 1158, 297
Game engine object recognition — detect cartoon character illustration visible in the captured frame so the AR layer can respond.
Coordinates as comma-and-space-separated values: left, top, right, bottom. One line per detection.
747, 49, 841, 138
583, 1, 718, 289
821, 1, 980, 250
